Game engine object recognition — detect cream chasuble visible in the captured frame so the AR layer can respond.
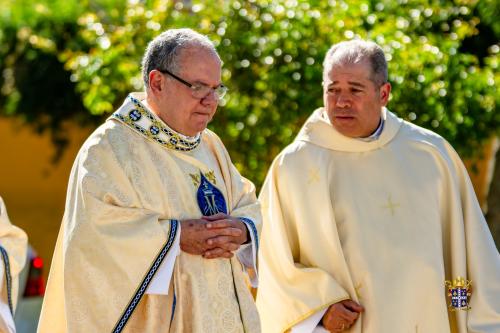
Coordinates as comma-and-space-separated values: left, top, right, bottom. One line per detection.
0, 197, 27, 333
38, 93, 261, 333
257, 108, 500, 333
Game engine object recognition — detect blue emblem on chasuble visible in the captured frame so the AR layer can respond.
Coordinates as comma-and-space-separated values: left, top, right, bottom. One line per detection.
196, 172, 227, 215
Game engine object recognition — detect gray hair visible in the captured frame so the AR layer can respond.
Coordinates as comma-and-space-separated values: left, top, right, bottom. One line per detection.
141, 28, 219, 87
323, 40, 388, 86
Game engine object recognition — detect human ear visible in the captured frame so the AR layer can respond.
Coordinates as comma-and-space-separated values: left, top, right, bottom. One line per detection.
380, 82, 391, 105
148, 70, 164, 94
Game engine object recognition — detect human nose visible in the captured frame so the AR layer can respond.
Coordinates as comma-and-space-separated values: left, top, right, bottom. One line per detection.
335, 93, 351, 108
201, 89, 218, 105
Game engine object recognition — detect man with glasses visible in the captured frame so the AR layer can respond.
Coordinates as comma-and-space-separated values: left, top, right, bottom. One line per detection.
39, 28, 261, 333
257, 40, 500, 332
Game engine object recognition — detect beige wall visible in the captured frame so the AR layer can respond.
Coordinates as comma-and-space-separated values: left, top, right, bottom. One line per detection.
0, 117, 93, 281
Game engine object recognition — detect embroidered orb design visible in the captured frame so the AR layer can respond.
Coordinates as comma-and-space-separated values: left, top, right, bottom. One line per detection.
221, 310, 236, 331
129, 109, 142, 121
197, 287, 208, 301
71, 299, 90, 322
170, 137, 178, 145
202, 314, 215, 332
149, 125, 160, 135
217, 276, 230, 296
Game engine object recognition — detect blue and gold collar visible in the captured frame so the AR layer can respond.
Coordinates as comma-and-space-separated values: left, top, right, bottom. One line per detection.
112, 93, 201, 152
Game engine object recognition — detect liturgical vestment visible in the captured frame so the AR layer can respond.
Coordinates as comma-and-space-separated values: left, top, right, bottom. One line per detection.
38, 93, 261, 333
256, 108, 500, 333
0, 196, 27, 333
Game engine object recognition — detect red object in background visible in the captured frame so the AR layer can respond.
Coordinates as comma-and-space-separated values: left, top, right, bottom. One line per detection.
32, 257, 43, 269
23, 255, 45, 297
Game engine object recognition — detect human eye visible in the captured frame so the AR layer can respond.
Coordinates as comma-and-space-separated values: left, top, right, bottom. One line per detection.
327, 86, 339, 94
191, 83, 209, 93
191, 83, 212, 97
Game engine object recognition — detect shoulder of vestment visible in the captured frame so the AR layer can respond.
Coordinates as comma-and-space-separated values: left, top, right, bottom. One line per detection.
398, 120, 457, 159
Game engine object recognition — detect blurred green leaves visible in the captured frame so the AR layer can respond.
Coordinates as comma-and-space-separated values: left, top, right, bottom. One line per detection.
0, 0, 498, 187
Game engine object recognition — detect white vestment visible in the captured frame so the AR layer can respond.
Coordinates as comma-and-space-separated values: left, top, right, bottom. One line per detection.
0, 197, 28, 333
38, 93, 261, 333
257, 108, 500, 333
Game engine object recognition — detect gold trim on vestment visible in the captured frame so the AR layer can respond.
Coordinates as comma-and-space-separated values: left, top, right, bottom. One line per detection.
112, 94, 201, 152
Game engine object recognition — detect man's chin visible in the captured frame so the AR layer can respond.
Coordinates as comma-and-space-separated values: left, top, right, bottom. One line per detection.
192, 120, 210, 133
333, 121, 360, 138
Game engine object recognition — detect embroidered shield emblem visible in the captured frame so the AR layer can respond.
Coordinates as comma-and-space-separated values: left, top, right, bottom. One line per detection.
450, 288, 468, 308
445, 276, 471, 311
196, 172, 227, 216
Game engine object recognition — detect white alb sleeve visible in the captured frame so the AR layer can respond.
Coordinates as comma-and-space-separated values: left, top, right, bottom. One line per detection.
236, 218, 259, 287
145, 221, 181, 295
291, 308, 329, 333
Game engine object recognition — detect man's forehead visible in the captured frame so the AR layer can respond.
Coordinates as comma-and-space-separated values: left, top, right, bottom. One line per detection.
326, 62, 371, 82
181, 50, 220, 69
328, 59, 370, 72
326, 80, 366, 88
180, 46, 220, 64
177, 48, 222, 86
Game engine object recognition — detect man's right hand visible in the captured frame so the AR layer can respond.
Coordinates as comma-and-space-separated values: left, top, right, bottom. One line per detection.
179, 218, 243, 258
322, 300, 364, 332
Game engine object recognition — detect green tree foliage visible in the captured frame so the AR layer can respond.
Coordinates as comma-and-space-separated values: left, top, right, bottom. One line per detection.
1, 0, 498, 187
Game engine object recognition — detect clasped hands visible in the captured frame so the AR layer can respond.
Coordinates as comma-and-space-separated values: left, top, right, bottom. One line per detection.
180, 213, 248, 259
322, 299, 364, 332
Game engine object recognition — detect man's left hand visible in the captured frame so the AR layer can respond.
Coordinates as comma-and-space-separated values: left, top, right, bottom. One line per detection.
202, 213, 249, 259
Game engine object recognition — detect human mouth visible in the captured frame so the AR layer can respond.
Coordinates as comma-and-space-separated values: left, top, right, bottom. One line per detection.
333, 108, 355, 117
335, 114, 355, 120
194, 111, 211, 116
333, 112, 356, 126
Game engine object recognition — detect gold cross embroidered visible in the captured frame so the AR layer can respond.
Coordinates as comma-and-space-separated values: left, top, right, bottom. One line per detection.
189, 170, 217, 187
205, 170, 217, 184
189, 173, 201, 187
382, 195, 400, 216
308, 168, 320, 184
